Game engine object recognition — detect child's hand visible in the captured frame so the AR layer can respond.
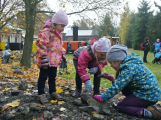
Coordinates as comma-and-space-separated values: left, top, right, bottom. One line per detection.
84, 80, 92, 92
97, 73, 115, 84
89, 67, 98, 74
41, 58, 49, 67
93, 95, 104, 102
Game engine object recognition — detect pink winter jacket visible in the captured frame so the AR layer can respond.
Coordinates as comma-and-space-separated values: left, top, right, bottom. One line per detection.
77, 49, 107, 83
36, 20, 63, 68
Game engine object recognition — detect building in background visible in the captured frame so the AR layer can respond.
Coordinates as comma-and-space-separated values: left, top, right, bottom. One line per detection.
65, 30, 96, 42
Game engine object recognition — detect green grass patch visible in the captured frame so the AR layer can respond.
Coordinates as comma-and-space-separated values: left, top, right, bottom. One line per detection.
57, 50, 161, 88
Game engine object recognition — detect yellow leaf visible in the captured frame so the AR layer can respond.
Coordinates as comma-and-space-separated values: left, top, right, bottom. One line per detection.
65, 92, 69, 94
32, 117, 36, 120
119, 97, 123, 99
157, 101, 161, 104
26, 89, 30, 91
50, 100, 57, 103
91, 111, 99, 114
56, 86, 63, 93
7, 100, 20, 107
59, 114, 66, 117
58, 101, 64, 105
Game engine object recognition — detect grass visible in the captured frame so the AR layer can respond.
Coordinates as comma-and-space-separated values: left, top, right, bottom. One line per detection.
57, 49, 161, 88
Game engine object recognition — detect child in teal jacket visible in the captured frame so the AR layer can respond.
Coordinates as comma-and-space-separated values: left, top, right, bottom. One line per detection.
94, 45, 161, 120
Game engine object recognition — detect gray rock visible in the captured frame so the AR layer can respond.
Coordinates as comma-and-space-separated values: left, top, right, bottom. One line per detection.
0, 98, 6, 102
80, 93, 92, 104
17, 106, 25, 111
43, 111, 54, 119
92, 113, 104, 120
29, 103, 42, 111
13, 69, 24, 75
73, 99, 83, 106
22, 106, 30, 115
87, 98, 109, 109
102, 108, 111, 115
6, 113, 15, 120
19, 83, 28, 90
11, 90, 20, 96
79, 106, 99, 113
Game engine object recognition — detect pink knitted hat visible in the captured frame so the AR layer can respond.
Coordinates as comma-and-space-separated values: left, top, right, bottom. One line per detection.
95, 38, 111, 52
51, 10, 68, 26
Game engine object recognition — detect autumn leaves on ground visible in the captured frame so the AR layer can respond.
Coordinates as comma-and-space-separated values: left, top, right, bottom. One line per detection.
0, 51, 161, 120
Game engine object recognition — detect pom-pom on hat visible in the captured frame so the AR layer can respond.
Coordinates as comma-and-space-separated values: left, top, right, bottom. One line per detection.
95, 38, 111, 52
51, 10, 68, 26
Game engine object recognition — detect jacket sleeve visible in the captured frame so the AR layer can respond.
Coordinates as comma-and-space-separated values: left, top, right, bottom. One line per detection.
77, 50, 92, 83
36, 31, 49, 59
97, 61, 108, 73
142, 41, 146, 47
101, 66, 134, 102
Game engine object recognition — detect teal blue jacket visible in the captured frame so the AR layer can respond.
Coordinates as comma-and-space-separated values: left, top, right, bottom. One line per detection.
102, 52, 161, 102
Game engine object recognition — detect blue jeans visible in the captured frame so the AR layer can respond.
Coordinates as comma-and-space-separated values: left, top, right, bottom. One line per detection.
38, 67, 57, 95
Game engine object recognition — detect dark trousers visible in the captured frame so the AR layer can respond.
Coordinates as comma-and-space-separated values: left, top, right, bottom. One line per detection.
38, 67, 57, 95
143, 50, 148, 62
117, 87, 156, 117
73, 59, 101, 94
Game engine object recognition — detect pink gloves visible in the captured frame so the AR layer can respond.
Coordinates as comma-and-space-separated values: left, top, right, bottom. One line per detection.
97, 73, 115, 84
93, 95, 104, 102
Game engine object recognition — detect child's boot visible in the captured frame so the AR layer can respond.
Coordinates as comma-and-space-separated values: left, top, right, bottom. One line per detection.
72, 89, 81, 97
38, 94, 49, 104
50, 92, 63, 101
145, 105, 161, 120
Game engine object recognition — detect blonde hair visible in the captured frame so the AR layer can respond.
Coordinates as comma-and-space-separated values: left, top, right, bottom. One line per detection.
51, 22, 56, 29
115, 61, 123, 78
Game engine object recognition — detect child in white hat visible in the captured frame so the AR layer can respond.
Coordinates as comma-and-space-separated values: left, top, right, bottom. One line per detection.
72, 37, 112, 97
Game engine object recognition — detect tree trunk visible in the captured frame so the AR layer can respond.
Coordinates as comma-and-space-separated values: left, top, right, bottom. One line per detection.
21, 0, 36, 68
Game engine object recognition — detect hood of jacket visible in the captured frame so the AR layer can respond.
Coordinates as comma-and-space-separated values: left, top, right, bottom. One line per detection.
120, 52, 143, 70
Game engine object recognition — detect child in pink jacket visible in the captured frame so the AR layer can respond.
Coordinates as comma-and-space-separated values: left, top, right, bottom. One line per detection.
73, 38, 112, 97
36, 10, 68, 104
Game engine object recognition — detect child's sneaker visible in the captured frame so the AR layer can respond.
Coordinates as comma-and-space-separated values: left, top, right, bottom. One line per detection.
72, 89, 81, 97
38, 94, 49, 104
50, 92, 63, 101
147, 105, 161, 120
157, 62, 160, 64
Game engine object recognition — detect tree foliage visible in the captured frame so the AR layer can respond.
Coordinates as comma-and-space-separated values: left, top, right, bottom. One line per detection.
21, 0, 123, 67
0, 0, 23, 30
118, 2, 131, 45
97, 13, 115, 38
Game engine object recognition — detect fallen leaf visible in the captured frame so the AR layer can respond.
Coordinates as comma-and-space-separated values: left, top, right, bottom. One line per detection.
0, 105, 9, 113
65, 92, 69, 94
7, 100, 20, 107
59, 114, 67, 117
10, 110, 16, 114
91, 111, 99, 114
26, 89, 30, 91
50, 100, 57, 103
32, 117, 36, 120
56, 86, 63, 93
60, 107, 66, 111
58, 101, 64, 105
